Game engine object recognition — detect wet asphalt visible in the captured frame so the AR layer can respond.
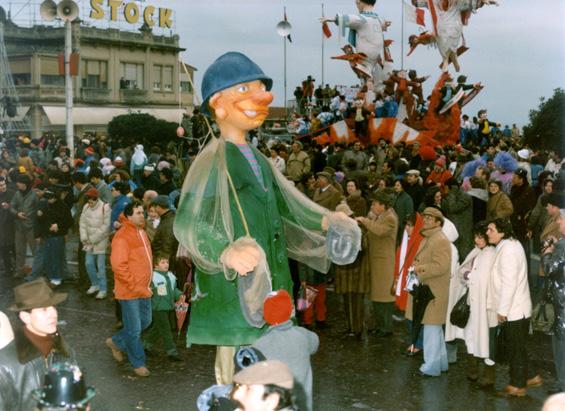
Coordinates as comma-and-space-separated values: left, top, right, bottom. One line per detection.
0, 239, 553, 411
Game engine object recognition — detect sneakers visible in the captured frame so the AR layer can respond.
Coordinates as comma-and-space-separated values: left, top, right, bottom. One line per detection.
133, 366, 150, 377
49, 279, 62, 288
105, 338, 124, 363
86, 286, 100, 295
95, 291, 107, 300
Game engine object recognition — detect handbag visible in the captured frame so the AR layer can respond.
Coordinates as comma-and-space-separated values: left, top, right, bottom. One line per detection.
296, 285, 319, 311
450, 288, 470, 328
532, 282, 555, 334
493, 324, 508, 365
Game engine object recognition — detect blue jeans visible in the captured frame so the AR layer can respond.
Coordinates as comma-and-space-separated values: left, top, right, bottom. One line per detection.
85, 253, 107, 292
44, 236, 65, 282
112, 298, 152, 368
29, 241, 46, 280
420, 325, 448, 376
407, 320, 424, 350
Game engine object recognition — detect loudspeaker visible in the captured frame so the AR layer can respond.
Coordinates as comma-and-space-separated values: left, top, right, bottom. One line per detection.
276, 20, 292, 37
57, 0, 79, 22
39, 0, 57, 22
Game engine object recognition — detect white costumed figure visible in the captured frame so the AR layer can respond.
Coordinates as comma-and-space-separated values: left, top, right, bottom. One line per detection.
412, 0, 498, 72
323, 0, 392, 94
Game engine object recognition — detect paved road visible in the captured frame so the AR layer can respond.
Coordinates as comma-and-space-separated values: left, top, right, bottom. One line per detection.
0, 244, 553, 411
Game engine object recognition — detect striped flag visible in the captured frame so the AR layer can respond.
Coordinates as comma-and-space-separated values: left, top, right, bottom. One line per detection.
403, 1, 426, 26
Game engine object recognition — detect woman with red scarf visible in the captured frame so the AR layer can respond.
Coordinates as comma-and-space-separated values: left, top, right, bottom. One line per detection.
392, 212, 425, 355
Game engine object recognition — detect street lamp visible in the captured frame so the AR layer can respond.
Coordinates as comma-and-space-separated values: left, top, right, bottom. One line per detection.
40, 0, 79, 160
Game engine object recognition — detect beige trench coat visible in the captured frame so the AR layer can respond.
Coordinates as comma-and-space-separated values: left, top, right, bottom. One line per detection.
406, 226, 452, 325
360, 208, 398, 303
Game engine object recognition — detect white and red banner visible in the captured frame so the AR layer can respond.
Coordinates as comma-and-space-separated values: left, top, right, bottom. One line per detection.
403, 1, 426, 26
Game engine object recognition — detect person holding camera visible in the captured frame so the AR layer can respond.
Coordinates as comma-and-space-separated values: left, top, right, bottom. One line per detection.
542, 207, 565, 394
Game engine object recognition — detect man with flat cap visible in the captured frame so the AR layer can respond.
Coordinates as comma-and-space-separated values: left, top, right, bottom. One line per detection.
232, 360, 296, 411
0, 278, 72, 411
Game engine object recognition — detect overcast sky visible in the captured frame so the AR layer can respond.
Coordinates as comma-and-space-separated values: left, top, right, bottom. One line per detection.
9, 0, 565, 127
163, 0, 564, 128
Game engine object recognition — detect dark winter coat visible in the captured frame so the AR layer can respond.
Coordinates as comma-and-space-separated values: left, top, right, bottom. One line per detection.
543, 238, 565, 337
442, 187, 473, 260
152, 210, 178, 263
0, 188, 15, 247
0, 326, 72, 411
510, 184, 536, 241
10, 189, 38, 230
36, 199, 73, 238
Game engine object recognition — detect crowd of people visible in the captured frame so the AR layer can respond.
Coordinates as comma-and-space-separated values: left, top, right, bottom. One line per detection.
0, 119, 564, 409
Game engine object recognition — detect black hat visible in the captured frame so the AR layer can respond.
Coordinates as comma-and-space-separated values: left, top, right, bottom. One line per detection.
32, 362, 95, 409
546, 192, 565, 209
514, 168, 528, 180
16, 174, 31, 186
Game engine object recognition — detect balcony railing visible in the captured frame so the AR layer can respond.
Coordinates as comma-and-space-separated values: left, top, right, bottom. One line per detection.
81, 88, 111, 102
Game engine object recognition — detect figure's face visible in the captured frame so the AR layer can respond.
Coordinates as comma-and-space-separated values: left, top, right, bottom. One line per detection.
155, 258, 169, 272
474, 234, 487, 249
405, 223, 415, 236
232, 384, 278, 411
488, 183, 500, 195
127, 206, 145, 228
210, 80, 273, 131
434, 191, 442, 204
346, 181, 357, 195
486, 223, 504, 245
394, 180, 403, 193
19, 306, 58, 336
422, 214, 440, 230
371, 201, 385, 216
545, 181, 553, 194
406, 174, 416, 184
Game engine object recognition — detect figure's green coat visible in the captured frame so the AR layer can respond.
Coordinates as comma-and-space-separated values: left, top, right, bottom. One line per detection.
176, 142, 323, 346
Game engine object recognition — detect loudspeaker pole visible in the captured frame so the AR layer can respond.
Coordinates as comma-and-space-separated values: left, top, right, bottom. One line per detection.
64, 19, 73, 160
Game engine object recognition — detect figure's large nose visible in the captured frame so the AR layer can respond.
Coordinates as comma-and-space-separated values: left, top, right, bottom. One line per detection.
251, 90, 273, 106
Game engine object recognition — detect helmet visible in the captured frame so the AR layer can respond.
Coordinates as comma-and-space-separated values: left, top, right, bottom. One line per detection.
32, 362, 95, 409
200, 52, 273, 117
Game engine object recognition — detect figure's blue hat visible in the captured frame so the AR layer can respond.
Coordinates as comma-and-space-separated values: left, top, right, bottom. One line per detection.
200, 52, 273, 118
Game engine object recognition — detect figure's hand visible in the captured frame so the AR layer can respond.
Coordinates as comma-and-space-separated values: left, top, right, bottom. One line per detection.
37, 210, 43, 217
223, 244, 261, 276
319, 17, 335, 24
49, 223, 58, 233
17, 212, 27, 220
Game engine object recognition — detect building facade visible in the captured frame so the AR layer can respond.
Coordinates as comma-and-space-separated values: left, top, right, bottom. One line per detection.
3, 14, 194, 139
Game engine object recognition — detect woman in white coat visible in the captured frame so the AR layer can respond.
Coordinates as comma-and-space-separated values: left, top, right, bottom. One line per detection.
457, 222, 496, 382
486, 218, 541, 397
79, 188, 111, 300
442, 217, 462, 364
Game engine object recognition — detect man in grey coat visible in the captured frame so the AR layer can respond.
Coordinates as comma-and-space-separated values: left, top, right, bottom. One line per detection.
10, 174, 38, 277
442, 178, 473, 261
252, 290, 319, 411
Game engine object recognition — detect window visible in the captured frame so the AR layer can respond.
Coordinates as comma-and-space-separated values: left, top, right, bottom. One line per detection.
152, 65, 173, 92
81, 60, 108, 89
180, 81, 192, 93
163, 66, 173, 92
40, 57, 64, 86
120, 62, 144, 90
9, 59, 31, 85
153, 65, 162, 91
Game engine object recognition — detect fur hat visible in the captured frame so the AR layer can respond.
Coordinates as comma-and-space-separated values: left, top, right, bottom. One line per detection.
494, 151, 517, 172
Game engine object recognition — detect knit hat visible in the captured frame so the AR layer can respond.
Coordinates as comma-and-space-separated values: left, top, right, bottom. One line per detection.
406, 169, 420, 177
157, 161, 171, 171
144, 164, 155, 172
85, 188, 99, 199
547, 192, 565, 209
263, 290, 293, 325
